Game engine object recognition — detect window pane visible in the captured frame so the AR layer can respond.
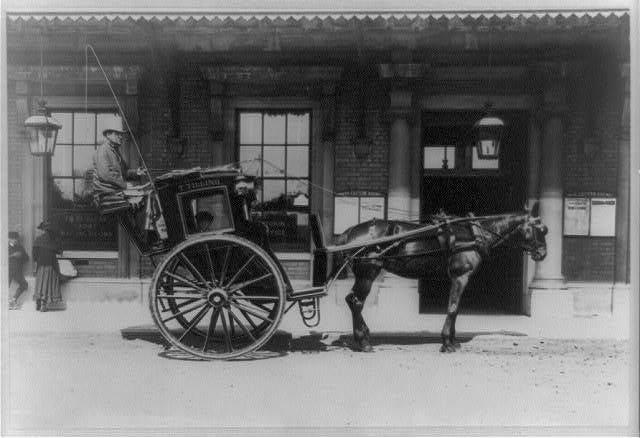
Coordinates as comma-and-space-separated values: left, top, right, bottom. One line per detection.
287, 179, 309, 209
287, 179, 308, 197
472, 148, 500, 170
263, 146, 285, 177
260, 179, 286, 211
239, 112, 262, 144
287, 146, 309, 177
97, 113, 122, 142
74, 113, 96, 144
52, 112, 72, 144
51, 145, 73, 177
239, 146, 262, 176
263, 114, 285, 144
51, 178, 74, 208
74, 177, 94, 205
74, 146, 95, 177
287, 113, 309, 144
424, 146, 455, 169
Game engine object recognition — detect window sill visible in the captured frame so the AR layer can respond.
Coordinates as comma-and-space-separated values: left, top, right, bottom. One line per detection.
59, 250, 119, 259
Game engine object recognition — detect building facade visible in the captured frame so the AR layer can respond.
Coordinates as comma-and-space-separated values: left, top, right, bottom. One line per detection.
4, 2, 631, 317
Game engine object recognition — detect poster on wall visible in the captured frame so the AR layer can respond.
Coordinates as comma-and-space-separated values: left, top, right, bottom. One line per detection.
589, 198, 616, 236
334, 193, 386, 234
563, 197, 590, 236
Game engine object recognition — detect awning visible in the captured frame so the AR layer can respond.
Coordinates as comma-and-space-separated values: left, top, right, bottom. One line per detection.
5, 0, 630, 21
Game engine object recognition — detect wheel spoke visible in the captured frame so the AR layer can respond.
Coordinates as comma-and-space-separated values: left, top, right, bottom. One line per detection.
227, 272, 274, 294
164, 271, 208, 293
231, 294, 279, 302
230, 301, 274, 324
161, 300, 207, 323
224, 255, 256, 288
228, 308, 257, 342
203, 242, 218, 286
178, 252, 208, 286
178, 303, 211, 342
156, 293, 205, 300
220, 309, 233, 353
203, 307, 221, 352
219, 246, 231, 285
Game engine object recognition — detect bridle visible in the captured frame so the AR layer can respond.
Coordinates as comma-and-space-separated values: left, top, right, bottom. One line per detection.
472, 216, 547, 259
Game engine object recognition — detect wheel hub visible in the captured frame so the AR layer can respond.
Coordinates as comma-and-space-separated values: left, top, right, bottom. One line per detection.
207, 288, 228, 307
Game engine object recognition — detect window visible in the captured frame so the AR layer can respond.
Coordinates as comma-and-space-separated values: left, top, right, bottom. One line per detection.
237, 110, 311, 252
49, 111, 121, 250
178, 187, 234, 235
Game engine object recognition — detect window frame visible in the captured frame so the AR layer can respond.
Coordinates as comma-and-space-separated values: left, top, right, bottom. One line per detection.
236, 107, 313, 253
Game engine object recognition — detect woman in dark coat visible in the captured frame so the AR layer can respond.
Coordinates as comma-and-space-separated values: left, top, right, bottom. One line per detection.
32, 221, 63, 312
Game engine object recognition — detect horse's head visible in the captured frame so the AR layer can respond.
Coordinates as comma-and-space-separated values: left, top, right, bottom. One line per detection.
517, 205, 548, 261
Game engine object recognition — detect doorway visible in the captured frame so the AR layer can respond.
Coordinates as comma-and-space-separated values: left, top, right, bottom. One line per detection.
419, 111, 529, 314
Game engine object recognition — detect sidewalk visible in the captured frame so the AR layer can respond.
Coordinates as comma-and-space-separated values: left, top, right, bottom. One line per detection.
6, 296, 630, 341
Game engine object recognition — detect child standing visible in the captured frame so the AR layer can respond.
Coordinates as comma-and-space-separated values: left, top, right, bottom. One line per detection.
8, 231, 29, 310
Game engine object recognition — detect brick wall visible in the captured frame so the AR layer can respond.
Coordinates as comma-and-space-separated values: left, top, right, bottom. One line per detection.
561, 58, 622, 282
334, 79, 389, 194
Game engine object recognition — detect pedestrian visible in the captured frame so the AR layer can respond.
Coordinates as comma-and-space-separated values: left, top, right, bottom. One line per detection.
8, 231, 29, 310
32, 221, 64, 312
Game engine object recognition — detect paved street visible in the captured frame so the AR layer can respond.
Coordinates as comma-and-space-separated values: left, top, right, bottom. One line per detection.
3, 321, 632, 435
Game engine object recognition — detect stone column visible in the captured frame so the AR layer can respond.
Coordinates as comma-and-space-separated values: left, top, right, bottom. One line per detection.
530, 84, 567, 291
615, 63, 630, 285
387, 90, 413, 221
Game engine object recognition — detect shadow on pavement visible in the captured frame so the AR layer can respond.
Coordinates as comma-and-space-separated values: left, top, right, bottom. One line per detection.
121, 324, 526, 360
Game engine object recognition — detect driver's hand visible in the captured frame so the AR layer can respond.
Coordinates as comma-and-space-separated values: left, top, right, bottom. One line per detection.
136, 167, 146, 177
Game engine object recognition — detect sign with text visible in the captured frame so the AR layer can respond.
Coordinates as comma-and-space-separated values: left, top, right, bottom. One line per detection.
590, 198, 616, 236
563, 197, 590, 236
51, 209, 118, 251
334, 194, 386, 234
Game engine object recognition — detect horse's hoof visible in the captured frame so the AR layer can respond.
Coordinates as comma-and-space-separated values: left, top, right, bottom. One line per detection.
354, 341, 373, 352
453, 342, 461, 350
439, 344, 456, 353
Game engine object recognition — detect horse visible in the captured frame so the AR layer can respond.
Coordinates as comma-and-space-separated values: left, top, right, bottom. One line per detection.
331, 206, 548, 353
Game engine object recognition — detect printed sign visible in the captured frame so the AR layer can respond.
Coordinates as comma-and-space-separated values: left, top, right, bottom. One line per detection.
51, 209, 119, 250
563, 197, 590, 236
590, 198, 616, 237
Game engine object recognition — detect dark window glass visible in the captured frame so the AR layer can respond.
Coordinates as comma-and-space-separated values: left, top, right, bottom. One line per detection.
238, 110, 311, 252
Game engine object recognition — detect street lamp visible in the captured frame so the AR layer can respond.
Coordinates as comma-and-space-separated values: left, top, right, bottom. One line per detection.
23, 35, 63, 235
473, 102, 504, 160
473, 27, 505, 160
24, 99, 62, 156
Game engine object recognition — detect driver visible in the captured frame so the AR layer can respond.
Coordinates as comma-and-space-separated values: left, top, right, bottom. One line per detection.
92, 117, 147, 210
92, 116, 167, 247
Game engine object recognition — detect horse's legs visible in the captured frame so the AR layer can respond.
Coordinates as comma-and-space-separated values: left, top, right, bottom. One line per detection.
345, 265, 381, 352
440, 271, 471, 353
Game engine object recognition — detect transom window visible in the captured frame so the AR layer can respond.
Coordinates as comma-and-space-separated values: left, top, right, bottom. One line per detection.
237, 110, 311, 252
49, 110, 121, 250
423, 114, 500, 173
